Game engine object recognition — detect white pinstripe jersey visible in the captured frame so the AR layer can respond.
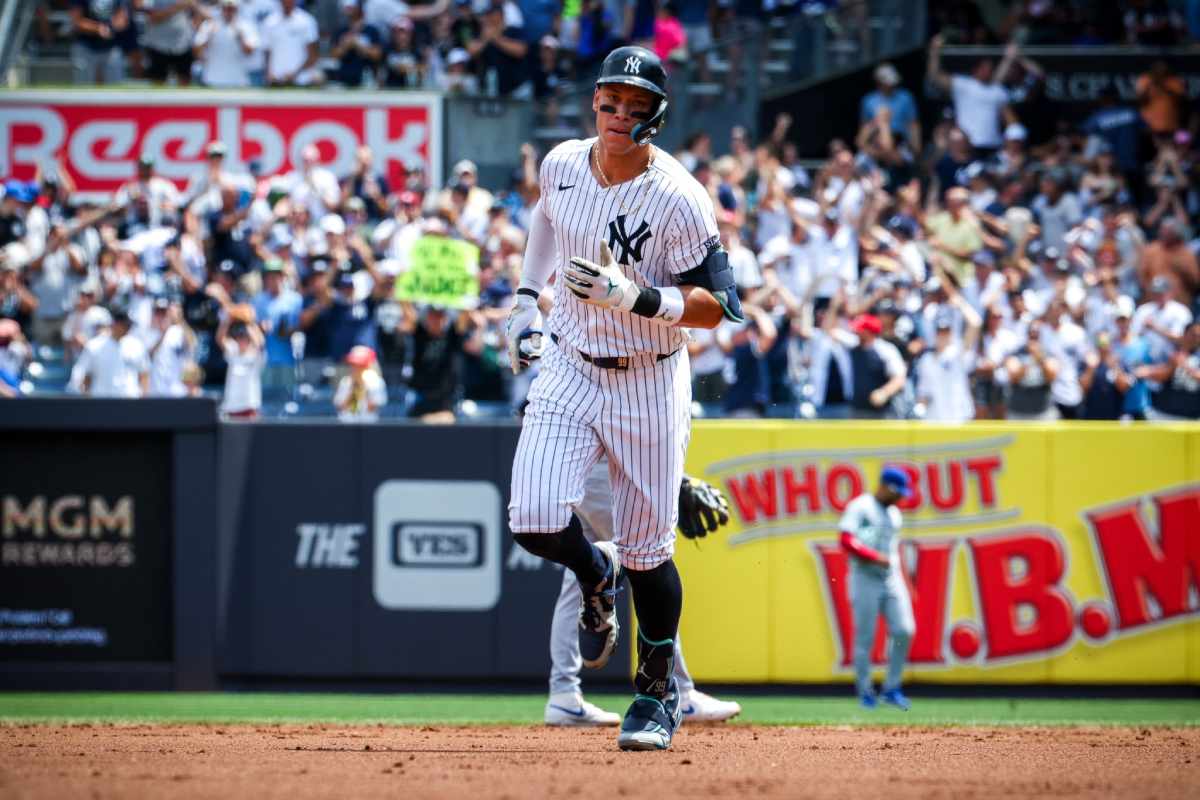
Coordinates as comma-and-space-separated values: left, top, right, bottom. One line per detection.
539, 138, 720, 359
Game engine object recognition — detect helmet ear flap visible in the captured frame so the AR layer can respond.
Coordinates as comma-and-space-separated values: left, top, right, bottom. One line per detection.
631, 99, 668, 145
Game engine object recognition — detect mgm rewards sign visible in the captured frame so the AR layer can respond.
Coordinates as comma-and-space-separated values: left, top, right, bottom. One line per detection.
675, 422, 1200, 685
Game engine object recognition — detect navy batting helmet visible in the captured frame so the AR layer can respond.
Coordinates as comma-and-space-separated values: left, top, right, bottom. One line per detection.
595, 46, 668, 145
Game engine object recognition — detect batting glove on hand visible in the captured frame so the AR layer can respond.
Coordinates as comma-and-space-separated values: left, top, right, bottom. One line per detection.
506, 293, 542, 375
564, 240, 639, 313
677, 475, 731, 540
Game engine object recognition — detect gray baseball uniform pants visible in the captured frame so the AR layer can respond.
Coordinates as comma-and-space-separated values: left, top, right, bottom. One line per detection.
850, 563, 914, 696
549, 459, 694, 697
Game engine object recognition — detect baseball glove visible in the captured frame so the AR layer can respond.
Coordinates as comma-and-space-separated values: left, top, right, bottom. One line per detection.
677, 475, 731, 540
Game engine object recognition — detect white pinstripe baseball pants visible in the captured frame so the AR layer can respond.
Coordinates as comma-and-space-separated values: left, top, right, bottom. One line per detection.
509, 338, 692, 571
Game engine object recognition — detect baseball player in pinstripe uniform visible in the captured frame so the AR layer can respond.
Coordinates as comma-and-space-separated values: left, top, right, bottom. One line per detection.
506, 45, 744, 751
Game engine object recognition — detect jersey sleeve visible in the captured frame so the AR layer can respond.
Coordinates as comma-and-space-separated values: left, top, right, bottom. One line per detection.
665, 184, 721, 277
837, 498, 863, 534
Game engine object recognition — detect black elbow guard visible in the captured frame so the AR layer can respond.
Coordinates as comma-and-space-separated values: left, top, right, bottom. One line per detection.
675, 244, 744, 323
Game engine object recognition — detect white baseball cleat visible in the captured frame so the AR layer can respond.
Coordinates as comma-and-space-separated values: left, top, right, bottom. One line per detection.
544, 693, 621, 726
680, 689, 742, 723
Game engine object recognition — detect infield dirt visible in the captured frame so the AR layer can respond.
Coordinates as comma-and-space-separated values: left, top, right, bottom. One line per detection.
2, 723, 1197, 799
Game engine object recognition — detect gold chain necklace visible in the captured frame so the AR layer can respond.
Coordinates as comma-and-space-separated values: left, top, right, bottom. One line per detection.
592, 142, 655, 217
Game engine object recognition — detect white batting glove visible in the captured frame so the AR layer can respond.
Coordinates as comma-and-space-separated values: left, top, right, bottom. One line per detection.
506, 293, 542, 374
564, 240, 639, 313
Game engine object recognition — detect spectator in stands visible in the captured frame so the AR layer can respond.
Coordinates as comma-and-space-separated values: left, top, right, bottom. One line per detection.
400, 303, 484, 423
1080, 328, 1131, 420
687, 322, 728, 408
24, 224, 88, 346
1136, 60, 1187, 141
381, 16, 424, 89
217, 312, 265, 419
62, 281, 109, 361
653, 2, 687, 62
576, 0, 619, 72
1132, 275, 1193, 363
1044, 299, 1087, 419
861, 62, 921, 154
288, 145, 342, 221
927, 35, 1022, 155
808, 292, 855, 418
147, 298, 196, 397
847, 311, 907, 419
1083, 88, 1144, 188
208, 184, 256, 272
116, 154, 182, 229
334, 345, 387, 421
138, 0, 198, 85
467, 1, 529, 97
264, 0, 322, 87
721, 299, 777, 418
1139, 218, 1199, 308
184, 141, 245, 216
329, 0, 384, 86
1141, 321, 1200, 420
0, 247, 36, 334
194, 0, 259, 88
0, 318, 28, 398
532, 35, 568, 102
916, 287, 980, 423
1032, 169, 1083, 252
70, 0, 131, 84
435, 47, 480, 94
252, 258, 301, 390
325, 266, 385, 363
1003, 319, 1060, 420
4, 182, 48, 261
69, 307, 150, 397
925, 187, 983, 288
343, 146, 390, 222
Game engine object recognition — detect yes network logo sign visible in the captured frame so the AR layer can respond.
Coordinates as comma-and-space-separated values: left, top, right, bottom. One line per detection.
373, 481, 501, 611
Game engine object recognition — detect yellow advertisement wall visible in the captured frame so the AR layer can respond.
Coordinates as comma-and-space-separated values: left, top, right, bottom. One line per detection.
675, 422, 1200, 684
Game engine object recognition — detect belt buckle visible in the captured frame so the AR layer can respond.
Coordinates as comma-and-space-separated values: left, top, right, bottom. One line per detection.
616, 356, 628, 369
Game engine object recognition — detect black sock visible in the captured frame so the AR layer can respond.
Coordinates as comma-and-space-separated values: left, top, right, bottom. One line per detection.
512, 515, 607, 587
626, 559, 683, 698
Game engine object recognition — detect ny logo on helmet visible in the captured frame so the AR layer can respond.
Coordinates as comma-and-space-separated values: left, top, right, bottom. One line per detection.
608, 214, 653, 264
624, 56, 642, 75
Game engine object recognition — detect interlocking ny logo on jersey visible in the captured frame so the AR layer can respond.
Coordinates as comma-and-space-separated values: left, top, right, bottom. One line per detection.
625, 56, 642, 74
607, 215, 653, 264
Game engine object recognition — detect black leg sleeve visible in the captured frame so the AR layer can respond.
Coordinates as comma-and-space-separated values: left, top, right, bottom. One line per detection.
512, 514, 607, 588
626, 559, 683, 698
625, 558, 683, 642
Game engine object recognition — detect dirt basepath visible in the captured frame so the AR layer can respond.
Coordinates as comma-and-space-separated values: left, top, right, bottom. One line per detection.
1, 723, 1197, 799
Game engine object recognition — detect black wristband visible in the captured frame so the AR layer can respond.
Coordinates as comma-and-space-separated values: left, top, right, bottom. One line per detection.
630, 287, 662, 318
516, 287, 540, 301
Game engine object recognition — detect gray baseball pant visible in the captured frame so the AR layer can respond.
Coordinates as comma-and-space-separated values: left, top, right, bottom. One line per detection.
851, 562, 915, 696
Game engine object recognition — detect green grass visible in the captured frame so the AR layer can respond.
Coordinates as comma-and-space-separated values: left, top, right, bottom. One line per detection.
1, 693, 1198, 727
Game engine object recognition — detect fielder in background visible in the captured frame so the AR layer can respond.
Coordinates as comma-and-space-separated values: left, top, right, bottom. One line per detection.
838, 466, 915, 711
505, 44, 743, 751
545, 461, 741, 726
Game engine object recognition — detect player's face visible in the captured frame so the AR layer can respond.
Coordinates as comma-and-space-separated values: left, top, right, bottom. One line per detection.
593, 85, 656, 154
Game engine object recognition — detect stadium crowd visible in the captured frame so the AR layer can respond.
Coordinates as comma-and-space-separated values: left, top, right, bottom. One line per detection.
3, 1, 1199, 421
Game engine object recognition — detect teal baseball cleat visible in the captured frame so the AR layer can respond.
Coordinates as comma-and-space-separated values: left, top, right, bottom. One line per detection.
860, 692, 878, 709
617, 681, 683, 751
